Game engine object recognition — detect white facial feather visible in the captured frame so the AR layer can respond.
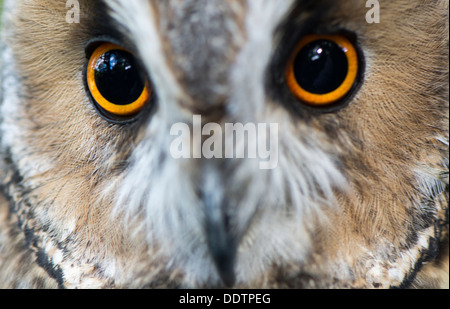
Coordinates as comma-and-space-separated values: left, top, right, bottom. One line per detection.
228, 0, 295, 119
103, 0, 348, 286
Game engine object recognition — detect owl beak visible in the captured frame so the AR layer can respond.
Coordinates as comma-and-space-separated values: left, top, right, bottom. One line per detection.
204, 198, 238, 287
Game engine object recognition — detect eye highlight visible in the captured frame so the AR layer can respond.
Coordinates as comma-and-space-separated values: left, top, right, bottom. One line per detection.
86, 43, 151, 119
286, 34, 359, 106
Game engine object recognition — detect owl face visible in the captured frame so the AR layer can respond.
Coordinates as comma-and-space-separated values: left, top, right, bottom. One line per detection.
0, 0, 448, 288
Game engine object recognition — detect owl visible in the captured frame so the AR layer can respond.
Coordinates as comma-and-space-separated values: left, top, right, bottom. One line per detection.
0, 0, 448, 289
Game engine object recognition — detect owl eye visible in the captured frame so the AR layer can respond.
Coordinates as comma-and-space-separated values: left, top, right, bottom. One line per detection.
286, 34, 359, 106
86, 43, 151, 119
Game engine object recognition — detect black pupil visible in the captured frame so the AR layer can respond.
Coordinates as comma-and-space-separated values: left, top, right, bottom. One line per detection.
94, 50, 145, 105
293, 40, 349, 94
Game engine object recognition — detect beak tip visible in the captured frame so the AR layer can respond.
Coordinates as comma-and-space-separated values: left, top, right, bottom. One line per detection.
203, 193, 240, 287
206, 229, 238, 287
212, 249, 237, 287
220, 270, 236, 288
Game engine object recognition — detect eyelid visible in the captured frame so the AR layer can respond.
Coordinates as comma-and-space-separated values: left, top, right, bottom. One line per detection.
84, 37, 132, 58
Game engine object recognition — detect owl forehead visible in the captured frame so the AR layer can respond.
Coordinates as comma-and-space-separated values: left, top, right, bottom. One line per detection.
106, 0, 296, 112
155, 0, 246, 106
